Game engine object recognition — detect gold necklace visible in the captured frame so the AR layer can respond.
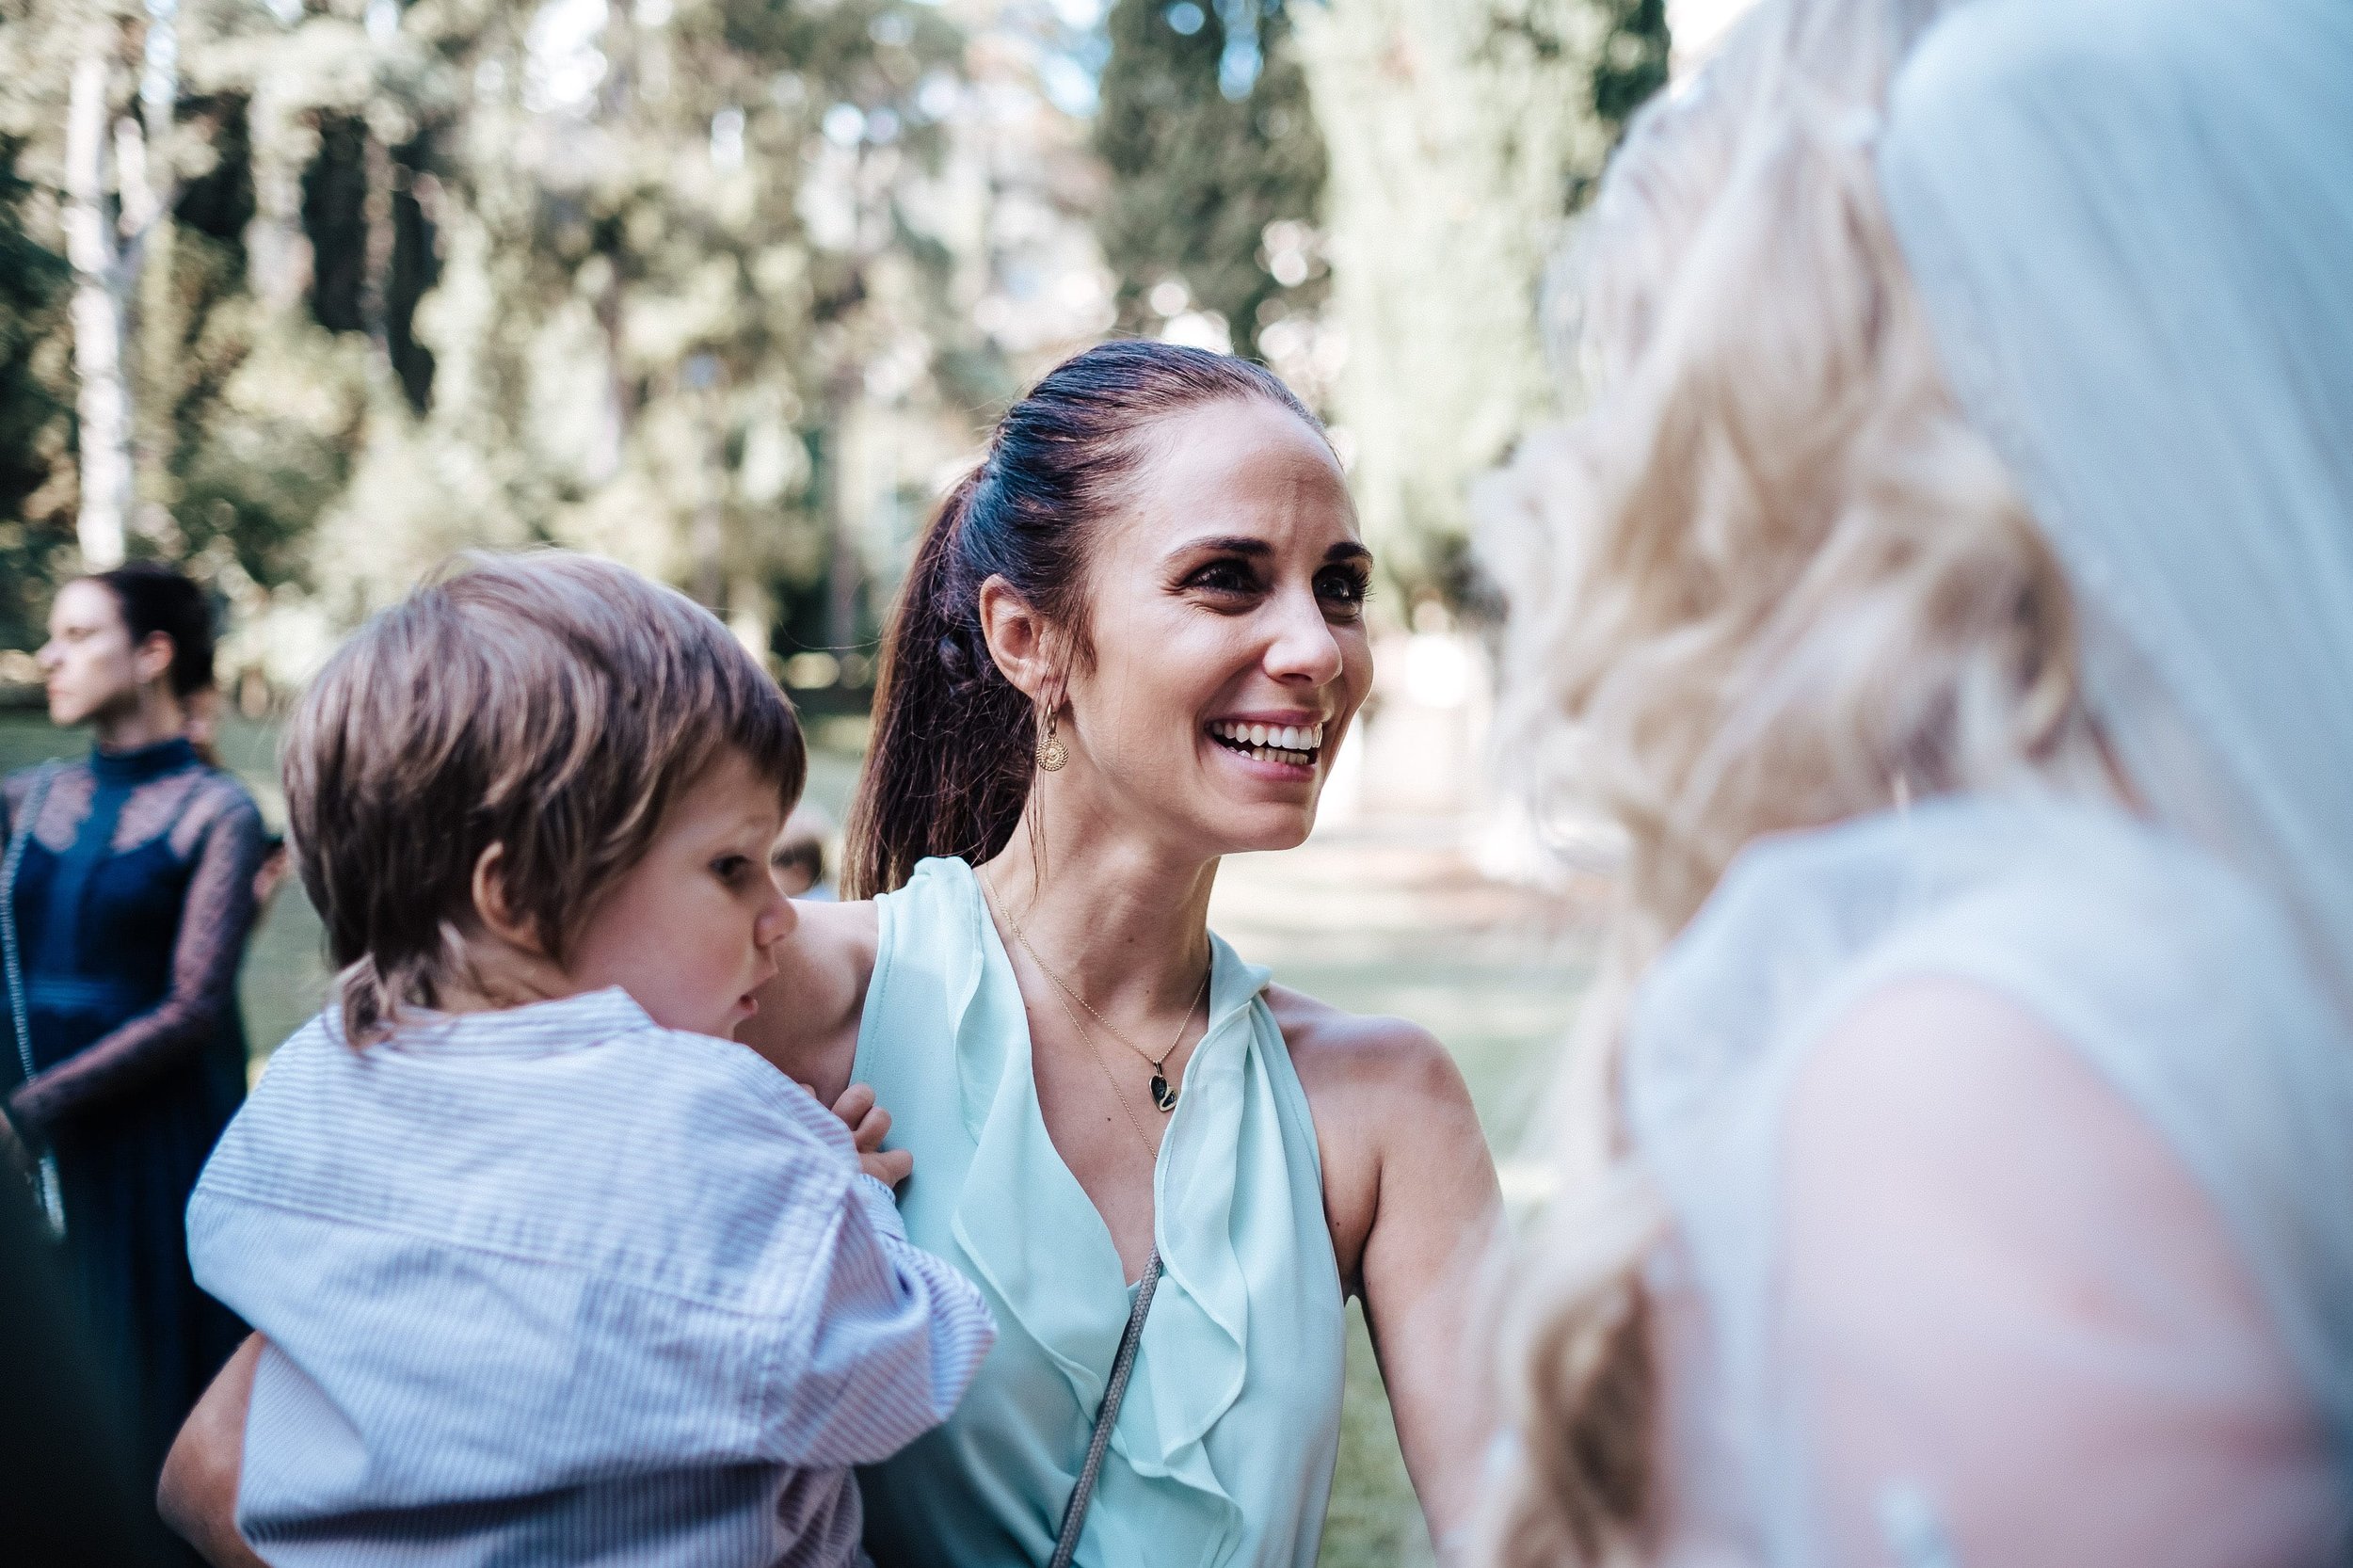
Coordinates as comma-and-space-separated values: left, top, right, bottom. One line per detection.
982, 876, 1161, 1161
990, 878, 1208, 1114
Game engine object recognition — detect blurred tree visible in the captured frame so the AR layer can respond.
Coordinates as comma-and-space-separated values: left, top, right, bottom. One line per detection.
1591, 0, 1670, 143
0, 0, 999, 683
1093, 0, 1325, 360
0, 135, 76, 651
1292, 0, 1668, 598
0, 0, 370, 645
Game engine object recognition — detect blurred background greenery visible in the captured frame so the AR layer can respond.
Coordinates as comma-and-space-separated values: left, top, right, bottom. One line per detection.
0, 0, 1669, 680
1, 0, 1677, 1557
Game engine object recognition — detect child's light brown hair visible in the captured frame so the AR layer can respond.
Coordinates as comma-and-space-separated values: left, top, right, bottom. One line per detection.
283, 551, 806, 1045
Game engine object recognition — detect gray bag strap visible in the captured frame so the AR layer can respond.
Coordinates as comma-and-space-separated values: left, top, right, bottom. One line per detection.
2, 764, 66, 1239
1048, 1249, 1162, 1568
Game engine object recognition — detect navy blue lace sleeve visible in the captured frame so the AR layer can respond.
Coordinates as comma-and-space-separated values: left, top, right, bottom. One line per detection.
8, 779, 266, 1131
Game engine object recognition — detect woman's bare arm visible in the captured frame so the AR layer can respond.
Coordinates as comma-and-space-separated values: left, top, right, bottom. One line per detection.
159, 1333, 267, 1568
737, 898, 879, 1106
1274, 988, 1505, 1556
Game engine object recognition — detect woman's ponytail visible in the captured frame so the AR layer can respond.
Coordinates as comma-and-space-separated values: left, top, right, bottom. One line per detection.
843, 472, 1037, 899
842, 340, 1326, 900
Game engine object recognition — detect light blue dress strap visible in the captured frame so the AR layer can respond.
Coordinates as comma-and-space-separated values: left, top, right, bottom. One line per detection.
853, 857, 1346, 1568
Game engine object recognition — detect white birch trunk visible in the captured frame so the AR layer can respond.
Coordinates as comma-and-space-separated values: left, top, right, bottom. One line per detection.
66, 55, 130, 568
136, 0, 182, 528
245, 82, 316, 313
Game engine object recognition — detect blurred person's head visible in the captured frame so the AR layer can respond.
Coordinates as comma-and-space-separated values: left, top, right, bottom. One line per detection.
38, 562, 216, 743
847, 340, 1371, 898
770, 803, 832, 898
283, 551, 807, 1047
1476, 0, 2117, 1556
1487, 0, 2091, 964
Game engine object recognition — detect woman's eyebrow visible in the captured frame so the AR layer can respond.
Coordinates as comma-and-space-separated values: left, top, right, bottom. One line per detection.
1170, 537, 1373, 565
1175, 535, 1273, 558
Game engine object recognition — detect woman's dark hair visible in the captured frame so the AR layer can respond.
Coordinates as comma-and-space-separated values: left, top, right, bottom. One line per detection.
844, 340, 1322, 899
87, 561, 216, 698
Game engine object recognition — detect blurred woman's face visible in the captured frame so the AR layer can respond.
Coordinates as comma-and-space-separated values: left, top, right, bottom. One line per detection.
1056, 398, 1373, 857
38, 580, 155, 729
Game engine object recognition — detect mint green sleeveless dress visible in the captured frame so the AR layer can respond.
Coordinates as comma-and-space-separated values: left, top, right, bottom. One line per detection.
853, 857, 1347, 1568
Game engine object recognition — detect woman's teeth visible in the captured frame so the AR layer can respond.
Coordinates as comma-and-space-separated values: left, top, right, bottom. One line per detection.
1209, 719, 1323, 765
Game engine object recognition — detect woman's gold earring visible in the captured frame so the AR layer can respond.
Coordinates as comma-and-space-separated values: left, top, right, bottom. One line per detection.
1036, 711, 1067, 772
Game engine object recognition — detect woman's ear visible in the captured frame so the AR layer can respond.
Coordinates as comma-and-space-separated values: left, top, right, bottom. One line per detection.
976, 574, 1063, 705
133, 631, 176, 692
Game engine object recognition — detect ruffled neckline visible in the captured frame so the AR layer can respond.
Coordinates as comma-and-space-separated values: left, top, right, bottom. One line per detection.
921, 856, 1271, 1554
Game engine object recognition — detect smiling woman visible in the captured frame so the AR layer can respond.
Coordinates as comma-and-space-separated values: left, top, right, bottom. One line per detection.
743, 340, 1503, 1567
844, 344, 1372, 897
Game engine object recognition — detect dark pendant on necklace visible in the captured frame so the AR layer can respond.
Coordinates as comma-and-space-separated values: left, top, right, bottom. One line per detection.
1150, 1072, 1178, 1113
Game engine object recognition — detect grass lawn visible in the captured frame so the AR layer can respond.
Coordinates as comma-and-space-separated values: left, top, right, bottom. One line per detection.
2, 711, 1595, 1567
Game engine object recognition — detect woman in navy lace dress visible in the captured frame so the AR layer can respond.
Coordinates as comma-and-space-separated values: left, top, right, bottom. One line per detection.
2, 563, 265, 1485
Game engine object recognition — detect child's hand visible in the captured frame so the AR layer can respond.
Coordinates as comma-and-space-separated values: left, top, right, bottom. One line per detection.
831, 1082, 913, 1189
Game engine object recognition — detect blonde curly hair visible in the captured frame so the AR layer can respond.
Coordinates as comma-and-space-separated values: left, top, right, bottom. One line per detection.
1474, 1, 2107, 1559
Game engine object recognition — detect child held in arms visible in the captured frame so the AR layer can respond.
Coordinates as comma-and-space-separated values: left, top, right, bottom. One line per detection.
182, 552, 993, 1566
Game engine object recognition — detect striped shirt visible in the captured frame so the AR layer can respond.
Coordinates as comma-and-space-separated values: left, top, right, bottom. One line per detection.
188, 987, 994, 1568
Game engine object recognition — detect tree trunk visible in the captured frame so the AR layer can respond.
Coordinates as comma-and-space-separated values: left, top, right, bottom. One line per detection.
361, 132, 393, 351
589, 257, 633, 480
135, 0, 182, 541
65, 54, 130, 568
823, 385, 862, 657
245, 82, 315, 314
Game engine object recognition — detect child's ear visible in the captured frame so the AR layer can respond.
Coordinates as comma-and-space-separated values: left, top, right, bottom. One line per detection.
470, 844, 549, 955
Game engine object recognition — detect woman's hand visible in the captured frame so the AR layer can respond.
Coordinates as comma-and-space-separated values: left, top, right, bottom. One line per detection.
159, 1334, 268, 1568
832, 1081, 913, 1189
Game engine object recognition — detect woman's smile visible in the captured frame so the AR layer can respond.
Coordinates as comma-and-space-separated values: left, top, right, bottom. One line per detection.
1206, 713, 1326, 780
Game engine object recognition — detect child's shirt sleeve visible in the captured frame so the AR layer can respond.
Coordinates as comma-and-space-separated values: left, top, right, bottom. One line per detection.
188, 1003, 993, 1528
748, 1170, 995, 1466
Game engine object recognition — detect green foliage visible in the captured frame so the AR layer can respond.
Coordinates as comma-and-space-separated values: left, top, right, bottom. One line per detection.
0, 0, 1645, 653
170, 315, 359, 596
0, 0, 1004, 673
0, 135, 73, 651
285, 0, 986, 642
1591, 0, 1671, 134
1094, 0, 1326, 358
1292, 0, 1669, 601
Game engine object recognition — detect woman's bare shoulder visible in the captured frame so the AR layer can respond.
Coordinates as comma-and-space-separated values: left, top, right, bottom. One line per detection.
1266, 983, 1466, 1105
793, 895, 880, 962
741, 898, 879, 1102
1264, 983, 1491, 1290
